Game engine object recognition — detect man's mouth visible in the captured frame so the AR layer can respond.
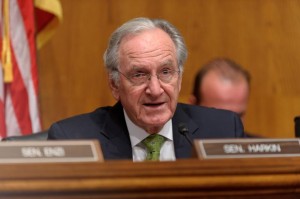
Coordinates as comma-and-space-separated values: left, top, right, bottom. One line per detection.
144, 102, 164, 107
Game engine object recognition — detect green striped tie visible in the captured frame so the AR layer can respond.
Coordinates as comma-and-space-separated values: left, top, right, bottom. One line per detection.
142, 134, 166, 161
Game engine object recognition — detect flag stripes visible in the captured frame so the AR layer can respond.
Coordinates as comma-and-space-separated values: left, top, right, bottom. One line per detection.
0, 0, 41, 138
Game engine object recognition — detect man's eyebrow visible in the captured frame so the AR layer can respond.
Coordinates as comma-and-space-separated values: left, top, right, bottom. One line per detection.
160, 60, 175, 67
128, 60, 175, 72
131, 65, 147, 70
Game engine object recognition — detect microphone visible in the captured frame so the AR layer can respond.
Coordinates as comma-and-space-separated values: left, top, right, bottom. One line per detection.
178, 123, 193, 146
295, 116, 300, 137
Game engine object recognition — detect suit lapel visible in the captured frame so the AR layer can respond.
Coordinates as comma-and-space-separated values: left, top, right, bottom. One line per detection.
172, 103, 200, 158
99, 102, 133, 160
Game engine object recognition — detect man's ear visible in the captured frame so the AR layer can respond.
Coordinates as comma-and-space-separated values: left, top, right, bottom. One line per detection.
188, 95, 197, 105
109, 78, 120, 100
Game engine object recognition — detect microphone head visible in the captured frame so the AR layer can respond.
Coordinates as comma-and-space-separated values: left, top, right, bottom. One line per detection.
178, 123, 189, 135
295, 116, 300, 137
178, 122, 193, 146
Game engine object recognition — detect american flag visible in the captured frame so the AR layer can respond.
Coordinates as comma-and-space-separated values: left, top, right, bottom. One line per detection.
0, 0, 62, 139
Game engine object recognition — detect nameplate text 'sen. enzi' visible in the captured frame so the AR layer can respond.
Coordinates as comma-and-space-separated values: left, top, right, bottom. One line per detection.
0, 140, 103, 163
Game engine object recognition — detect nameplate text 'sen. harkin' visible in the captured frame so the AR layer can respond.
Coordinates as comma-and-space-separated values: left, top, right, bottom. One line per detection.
194, 139, 300, 159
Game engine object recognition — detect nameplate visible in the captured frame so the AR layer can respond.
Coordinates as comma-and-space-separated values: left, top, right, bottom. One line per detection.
0, 140, 103, 163
194, 138, 300, 159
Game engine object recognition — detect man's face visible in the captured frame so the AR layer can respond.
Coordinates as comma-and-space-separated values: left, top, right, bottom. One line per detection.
110, 28, 182, 133
200, 70, 249, 122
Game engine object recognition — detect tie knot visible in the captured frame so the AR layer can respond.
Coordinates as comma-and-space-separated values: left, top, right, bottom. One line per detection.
142, 134, 166, 161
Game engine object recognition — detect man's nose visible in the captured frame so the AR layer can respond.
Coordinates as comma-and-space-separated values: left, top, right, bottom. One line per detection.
145, 75, 163, 95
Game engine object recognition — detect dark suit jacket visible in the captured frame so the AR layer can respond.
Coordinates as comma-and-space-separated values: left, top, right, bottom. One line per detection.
48, 102, 245, 160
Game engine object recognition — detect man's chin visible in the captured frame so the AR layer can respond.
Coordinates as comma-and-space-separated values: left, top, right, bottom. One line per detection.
142, 117, 169, 128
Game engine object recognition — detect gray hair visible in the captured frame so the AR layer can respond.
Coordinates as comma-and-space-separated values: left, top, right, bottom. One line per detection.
103, 17, 188, 84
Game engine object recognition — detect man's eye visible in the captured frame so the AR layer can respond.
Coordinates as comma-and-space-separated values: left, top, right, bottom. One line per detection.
161, 69, 172, 75
132, 73, 147, 78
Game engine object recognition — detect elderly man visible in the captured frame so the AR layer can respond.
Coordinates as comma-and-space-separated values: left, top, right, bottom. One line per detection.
48, 18, 246, 161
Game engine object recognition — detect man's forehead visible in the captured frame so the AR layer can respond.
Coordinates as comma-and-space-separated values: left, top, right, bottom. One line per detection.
119, 29, 177, 69
120, 28, 174, 49
129, 59, 175, 69
202, 70, 248, 88
201, 71, 249, 102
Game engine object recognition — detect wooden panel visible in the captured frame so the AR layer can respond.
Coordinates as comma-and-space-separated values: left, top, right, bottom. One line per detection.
1, 158, 300, 198
38, 0, 300, 138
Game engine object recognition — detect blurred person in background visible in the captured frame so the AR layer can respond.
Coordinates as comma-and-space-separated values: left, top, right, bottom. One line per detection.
190, 57, 257, 137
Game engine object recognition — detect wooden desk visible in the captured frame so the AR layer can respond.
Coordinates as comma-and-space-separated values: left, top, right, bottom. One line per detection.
1, 157, 300, 198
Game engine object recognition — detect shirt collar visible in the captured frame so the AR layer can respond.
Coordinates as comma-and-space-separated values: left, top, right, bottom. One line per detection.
123, 109, 173, 147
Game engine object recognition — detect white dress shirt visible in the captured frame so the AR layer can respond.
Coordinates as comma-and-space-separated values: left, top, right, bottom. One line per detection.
123, 110, 176, 162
